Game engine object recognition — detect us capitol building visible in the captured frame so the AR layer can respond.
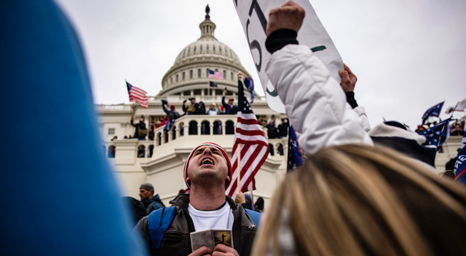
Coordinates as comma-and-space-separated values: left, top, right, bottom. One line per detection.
96, 8, 288, 205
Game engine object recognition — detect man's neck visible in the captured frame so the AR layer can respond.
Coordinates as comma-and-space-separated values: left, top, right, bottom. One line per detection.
189, 185, 226, 211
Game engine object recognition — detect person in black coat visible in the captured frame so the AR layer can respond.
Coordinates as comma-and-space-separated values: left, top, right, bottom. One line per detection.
131, 115, 147, 140
222, 89, 238, 114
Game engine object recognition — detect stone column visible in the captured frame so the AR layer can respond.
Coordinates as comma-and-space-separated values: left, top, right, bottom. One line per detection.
114, 139, 138, 165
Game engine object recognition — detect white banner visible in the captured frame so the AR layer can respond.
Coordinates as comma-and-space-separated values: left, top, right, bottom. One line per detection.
233, 0, 343, 113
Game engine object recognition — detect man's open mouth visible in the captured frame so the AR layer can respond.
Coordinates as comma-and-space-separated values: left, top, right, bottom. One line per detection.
201, 158, 214, 165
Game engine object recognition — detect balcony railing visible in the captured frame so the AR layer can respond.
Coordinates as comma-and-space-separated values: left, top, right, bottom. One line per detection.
105, 114, 288, 160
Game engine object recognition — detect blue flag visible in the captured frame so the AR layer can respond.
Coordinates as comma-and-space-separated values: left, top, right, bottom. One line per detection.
287, 125, 303, 171
422, 101, 444, 124
419, 119, 451, 147
244, 77, 255, 103
454, 132, 466, 184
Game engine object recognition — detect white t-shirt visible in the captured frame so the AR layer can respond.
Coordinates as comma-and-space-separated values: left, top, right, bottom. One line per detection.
188, 202, 234, 231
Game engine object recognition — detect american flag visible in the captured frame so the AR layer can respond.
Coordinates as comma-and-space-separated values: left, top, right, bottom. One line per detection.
225, 78, 269, 197
208, 69, 223, 80
126, 81, 148, 108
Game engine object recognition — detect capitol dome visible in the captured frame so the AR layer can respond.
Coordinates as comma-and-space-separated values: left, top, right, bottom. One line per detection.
158, 6, 251, 97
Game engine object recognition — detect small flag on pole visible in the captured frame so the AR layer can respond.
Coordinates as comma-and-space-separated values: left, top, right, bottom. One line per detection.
445, 98, 466, 114
126, 81, 148, 108
454, 132, 466, 184
244, 77, 255, 103
209, 81, 218, 87
287, 125, 303, 172
422, 101, 444, 124
419, 119, 451, 147
225, 74, 268, 198
208, 69, 223, 80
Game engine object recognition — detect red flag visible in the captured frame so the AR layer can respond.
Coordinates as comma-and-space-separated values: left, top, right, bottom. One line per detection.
225, 78, 268, 197
126, 81, 148, 108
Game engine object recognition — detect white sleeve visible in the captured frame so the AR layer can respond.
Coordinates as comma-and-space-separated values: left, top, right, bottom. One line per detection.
353, 106, 371, 132
266, 45, 372, 154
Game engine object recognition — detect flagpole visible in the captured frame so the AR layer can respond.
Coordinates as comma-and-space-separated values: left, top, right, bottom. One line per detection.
237, 144, 241, 194
237, 71, 243, 195
250, 190, 254, 210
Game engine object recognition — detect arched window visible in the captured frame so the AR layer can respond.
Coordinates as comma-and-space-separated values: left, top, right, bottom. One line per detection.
148, 145, 154, 158
182, 72, 185, 80
172, 126, 177, 140
225, 48, 228, 55
277, 143, 284, 156
268, 143, 275, 156
137, 145, 146, 158
201, 121, 210, 135
206, 45, 209, 51
170, 77, 173, 84
188, 48, 191, 54
223, 70, 226, 79
226, 120, 235, 135
108, 145, 115, 158
213, 120, 222, 135
219, 46, 222, 53
189, 121, 198, 135
179, 122, 185, 137
193, 46, 196, 52
176, 74, 178, 82
190, 70, 193, 79
200, 45, 203, 51
157, 132, 162, 146
231, 72, 234, 81
213, 45, 216, 52
198, 69, 201, 78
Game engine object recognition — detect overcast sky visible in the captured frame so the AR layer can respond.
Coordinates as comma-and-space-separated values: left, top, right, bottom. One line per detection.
55, 0, 465, 130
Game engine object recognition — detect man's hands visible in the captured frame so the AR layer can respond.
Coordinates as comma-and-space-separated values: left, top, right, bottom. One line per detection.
213, 244, 239, 256
189, 245, 239, 256
266, 1, 305, 36
338, 64, 357, 92
189, 246, 212, 256
234, 191, 246, 204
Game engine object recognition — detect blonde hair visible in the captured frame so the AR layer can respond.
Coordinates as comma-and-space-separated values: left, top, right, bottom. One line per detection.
253, 144, 466, 256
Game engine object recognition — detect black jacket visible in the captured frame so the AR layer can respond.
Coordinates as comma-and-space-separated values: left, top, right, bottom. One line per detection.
131, 119, 147, 138
222, 96, 238, 114
162, 104, 180, 121
135, 195, 258, 256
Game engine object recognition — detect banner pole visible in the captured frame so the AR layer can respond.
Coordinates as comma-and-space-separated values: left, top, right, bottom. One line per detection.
237, 144, 241, 194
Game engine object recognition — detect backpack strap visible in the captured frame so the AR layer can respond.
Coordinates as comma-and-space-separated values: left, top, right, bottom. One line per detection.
245, 209, 261, 229
147, 207, 176, 249
146, 198, 165, 213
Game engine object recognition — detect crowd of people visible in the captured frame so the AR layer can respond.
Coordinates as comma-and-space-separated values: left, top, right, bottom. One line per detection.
8, 1, 466, 255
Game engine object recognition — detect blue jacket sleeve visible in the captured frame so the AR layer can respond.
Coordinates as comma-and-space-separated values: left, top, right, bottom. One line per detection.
0, 1, 147, 255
